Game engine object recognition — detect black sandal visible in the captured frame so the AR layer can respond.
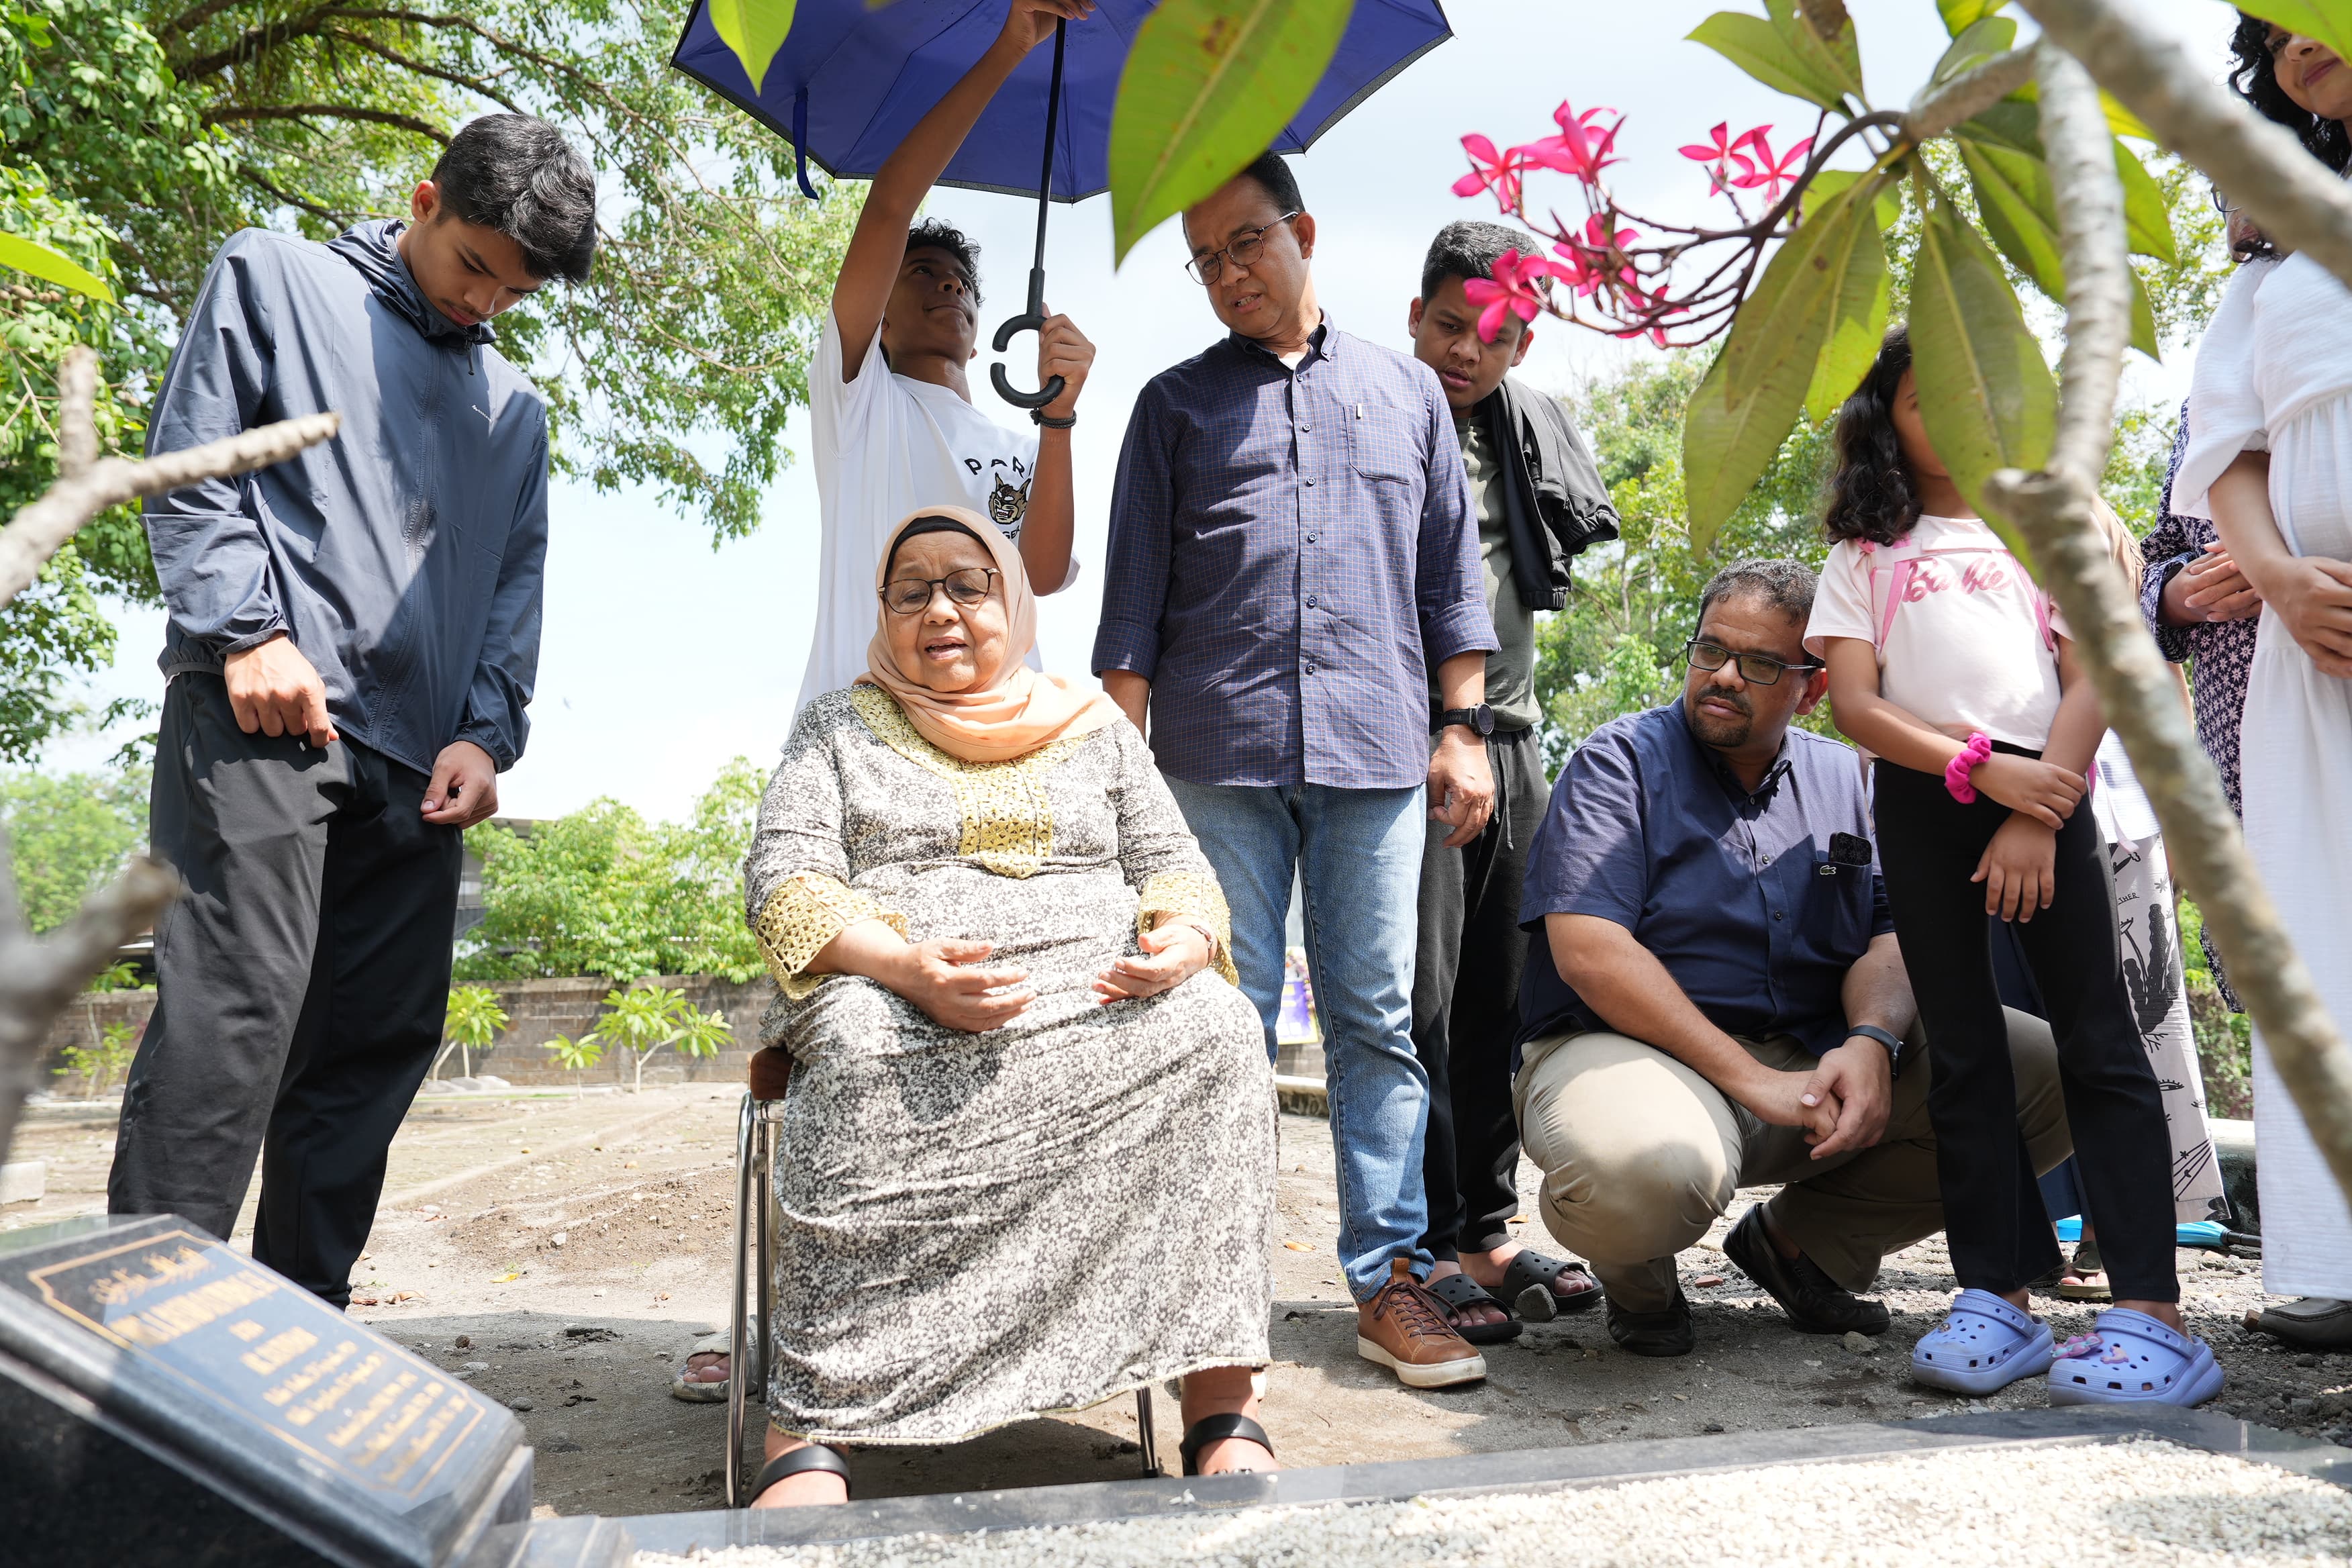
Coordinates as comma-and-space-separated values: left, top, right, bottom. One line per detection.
1426, 1272, 1524, 1344
752, 1442, 852, 1503
1500, 1251, 1602, 1322
1178, 1413, 1275, 1477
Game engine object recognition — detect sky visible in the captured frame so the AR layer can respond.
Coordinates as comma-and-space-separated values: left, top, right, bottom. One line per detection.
43, 0, 2243, 823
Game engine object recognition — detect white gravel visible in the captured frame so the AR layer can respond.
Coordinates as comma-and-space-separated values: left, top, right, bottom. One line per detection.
636, 1439, 2352, 1567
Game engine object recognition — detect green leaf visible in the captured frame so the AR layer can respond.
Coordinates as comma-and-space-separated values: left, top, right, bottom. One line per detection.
1804, 183, 1894, 420
1687, 11, 1851, 113
1959, 98, 2041, 155
1907, 199, 2055, 536
1804, 168, 1902, 229
2102, 92, 2155, 142
2127, 263, 2160, 359
1765, 0, 1863, 107
0, 232, 113, 304
1930, 15, 2015, 84
2233, 1, 2352, 82
1959, 134, 2065, 300
1108, 0, 1355, 264
1936, 0, 2007, 37
2115, 140, 2176, 263
1687, 177, 1887, 545
707, 0, 796, 95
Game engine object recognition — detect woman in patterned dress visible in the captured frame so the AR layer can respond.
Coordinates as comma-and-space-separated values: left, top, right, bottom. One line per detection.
738, 507, 1279, 1505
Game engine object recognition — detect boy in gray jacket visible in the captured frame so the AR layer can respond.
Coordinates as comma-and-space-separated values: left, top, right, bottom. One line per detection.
109, 114, 596, 1308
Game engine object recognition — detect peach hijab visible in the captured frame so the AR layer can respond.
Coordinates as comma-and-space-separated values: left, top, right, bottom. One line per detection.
857, 505, 1123, 764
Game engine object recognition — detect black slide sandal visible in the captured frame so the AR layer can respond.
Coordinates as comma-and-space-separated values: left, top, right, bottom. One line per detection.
752, 1442, 852, 1503
1179, 1413, 1275, 1477
1501, 1251, 1602, 1322
1426, 1272, 1525, 1344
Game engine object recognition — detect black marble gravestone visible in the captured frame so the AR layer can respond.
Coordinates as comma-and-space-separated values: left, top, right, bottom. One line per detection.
0, 1214, 534, 1567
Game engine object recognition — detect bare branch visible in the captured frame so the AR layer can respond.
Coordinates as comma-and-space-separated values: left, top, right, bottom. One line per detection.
54, 347, 95, 483
320, 28, 526, 113
202, 103, 450, 144
155, 0, 251, 44
2036, 41, 2128, 485
0, 856, 181, 1166
1902, 47, 2037, 144
2020, 0, 2352, 298
238, 164, 364, 227
170, 3, 342, 79
0, 411, 341, 604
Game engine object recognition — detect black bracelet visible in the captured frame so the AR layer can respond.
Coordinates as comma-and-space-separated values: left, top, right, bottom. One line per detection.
1845, 1024, 1908, 1079
1032, 409, 1077, 430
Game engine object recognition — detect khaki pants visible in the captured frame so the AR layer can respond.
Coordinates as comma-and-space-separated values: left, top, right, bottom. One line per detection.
1512, 1010, 2071, 1311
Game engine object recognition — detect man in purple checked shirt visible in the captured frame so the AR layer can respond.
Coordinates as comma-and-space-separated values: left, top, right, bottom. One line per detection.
1093, 150, 1498, 1392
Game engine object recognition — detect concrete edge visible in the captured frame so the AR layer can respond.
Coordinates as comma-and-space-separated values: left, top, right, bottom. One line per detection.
597, 1406, 2349, 1556
1273, 1075, 1328, 1117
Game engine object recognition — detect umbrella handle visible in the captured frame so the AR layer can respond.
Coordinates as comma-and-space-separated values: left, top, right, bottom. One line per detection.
989, 266, 1066, 411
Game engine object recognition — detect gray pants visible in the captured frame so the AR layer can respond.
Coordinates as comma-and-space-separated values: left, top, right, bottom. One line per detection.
108, 675, 462, 1306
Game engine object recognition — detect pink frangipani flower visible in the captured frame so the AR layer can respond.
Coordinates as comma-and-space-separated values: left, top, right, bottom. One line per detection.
1729, 129, 1814, 203
1451, 134, 1526, 213
1518, 101, 1623, 186
1677, 121, 1765, 195
1462, 247, 1558, 342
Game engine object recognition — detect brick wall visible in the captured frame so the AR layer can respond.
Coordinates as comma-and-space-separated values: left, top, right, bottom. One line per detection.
38, 974, 775, 1093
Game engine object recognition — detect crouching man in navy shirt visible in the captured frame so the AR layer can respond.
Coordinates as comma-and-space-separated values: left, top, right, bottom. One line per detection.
1513, 558, 2074, 1358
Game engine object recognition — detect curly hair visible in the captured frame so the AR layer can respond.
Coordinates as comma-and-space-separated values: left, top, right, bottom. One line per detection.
2228, 14, 2352, 175
1820, 325, 1918, 548
905, 217, 982, 309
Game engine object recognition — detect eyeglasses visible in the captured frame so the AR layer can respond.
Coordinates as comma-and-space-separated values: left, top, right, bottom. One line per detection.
1684, 638, 1820, 687
880, 567, 998, 616
1185, 213, 1301, 285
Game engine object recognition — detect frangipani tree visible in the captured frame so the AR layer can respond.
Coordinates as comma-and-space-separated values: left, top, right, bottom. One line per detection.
1451, 0, 2352, 1207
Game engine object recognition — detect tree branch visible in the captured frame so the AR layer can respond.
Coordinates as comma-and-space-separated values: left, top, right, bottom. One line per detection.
1990, 3, 2352, 1214
237, 164, 364, 228
2036, 40, 2128, 486
1902, 46, 2036, 145
0, 347, 338, 1166
171, 3, 344, 80
0, 356, 341, 605
202, 103, 450, 144
2020, 0, 2352, 298
320, 28, 524, 113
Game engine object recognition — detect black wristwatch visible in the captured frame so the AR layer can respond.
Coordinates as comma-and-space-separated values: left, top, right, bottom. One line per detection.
1434, 704, 1495, 737
1845, 1024, 1909, 1081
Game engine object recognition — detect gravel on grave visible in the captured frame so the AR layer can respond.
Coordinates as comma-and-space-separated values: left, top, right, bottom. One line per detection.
633, 1438, 2352, 1568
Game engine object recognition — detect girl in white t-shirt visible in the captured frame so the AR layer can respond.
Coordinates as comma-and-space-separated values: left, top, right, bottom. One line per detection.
1806, 326, 2220, 1408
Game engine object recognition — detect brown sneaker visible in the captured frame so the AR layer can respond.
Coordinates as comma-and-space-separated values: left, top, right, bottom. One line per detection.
1356, 1259, 1487, 1388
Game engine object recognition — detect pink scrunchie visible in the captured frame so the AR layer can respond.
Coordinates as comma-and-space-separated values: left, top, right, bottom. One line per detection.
1944, 732, 1994, 803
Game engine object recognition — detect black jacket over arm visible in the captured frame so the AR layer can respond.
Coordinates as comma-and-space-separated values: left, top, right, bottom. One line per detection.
1472, 376, 1619, 613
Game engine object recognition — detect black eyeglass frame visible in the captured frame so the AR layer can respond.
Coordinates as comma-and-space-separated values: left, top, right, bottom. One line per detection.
1185, 212, 1302, 285
1683, 637, 1822, 687
879, 567, 1000, 616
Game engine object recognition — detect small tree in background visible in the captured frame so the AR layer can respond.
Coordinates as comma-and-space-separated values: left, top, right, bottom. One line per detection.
542, 1033, 605, 1096
53, 1019, 134, 1100
587, 983, 731, 1093
432, 985, 511, 1082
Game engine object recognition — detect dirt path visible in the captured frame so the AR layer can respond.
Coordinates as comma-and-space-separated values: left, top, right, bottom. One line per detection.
7, 1092, 2349, 1518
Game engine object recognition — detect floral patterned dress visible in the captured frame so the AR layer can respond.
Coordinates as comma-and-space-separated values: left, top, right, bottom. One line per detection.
741, 686, 1275, 1444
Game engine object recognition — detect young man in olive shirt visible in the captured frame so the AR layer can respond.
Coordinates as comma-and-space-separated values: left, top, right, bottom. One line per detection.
1404, 222, 1620, 1340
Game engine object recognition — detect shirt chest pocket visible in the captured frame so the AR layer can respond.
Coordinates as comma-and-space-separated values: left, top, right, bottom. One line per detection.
1802, 851, 1871, 957
1349, 401, 1422, 485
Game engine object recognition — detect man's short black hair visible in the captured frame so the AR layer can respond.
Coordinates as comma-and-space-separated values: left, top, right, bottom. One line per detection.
1698, 557, 1818, 625
1420, 219, 1542, 302
430, 113, 597, 284
1234, 150, 1304, 215
905, 217, 983, 308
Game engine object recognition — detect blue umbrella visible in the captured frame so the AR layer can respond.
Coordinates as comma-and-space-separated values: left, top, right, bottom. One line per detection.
671, 0, 1451, 407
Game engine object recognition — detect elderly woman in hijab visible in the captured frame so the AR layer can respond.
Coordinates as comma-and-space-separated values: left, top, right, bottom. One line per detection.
738, 507, 1279, 1507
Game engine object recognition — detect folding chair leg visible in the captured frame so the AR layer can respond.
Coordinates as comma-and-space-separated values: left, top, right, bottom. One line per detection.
1134, 1387, 1159, 1477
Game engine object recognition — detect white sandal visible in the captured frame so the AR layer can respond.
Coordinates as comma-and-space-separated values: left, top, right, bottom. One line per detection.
670, 1331, 730, 1403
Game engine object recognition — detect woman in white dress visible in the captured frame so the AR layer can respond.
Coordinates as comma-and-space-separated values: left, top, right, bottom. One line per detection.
2169, 19, 2352, 1349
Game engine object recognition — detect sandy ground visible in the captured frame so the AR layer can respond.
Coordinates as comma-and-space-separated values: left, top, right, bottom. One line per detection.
8, 1088, 2351, 1519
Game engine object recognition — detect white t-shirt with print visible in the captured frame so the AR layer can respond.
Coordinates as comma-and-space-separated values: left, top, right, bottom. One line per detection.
1804, 513, 2071, 750
796, 309, 1058, 710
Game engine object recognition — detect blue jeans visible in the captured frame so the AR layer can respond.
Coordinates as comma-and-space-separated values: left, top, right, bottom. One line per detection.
1162, 778, 1434, 1301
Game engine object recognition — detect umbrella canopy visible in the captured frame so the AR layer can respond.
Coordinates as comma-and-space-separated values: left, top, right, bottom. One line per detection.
670, 0, 1452, 203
